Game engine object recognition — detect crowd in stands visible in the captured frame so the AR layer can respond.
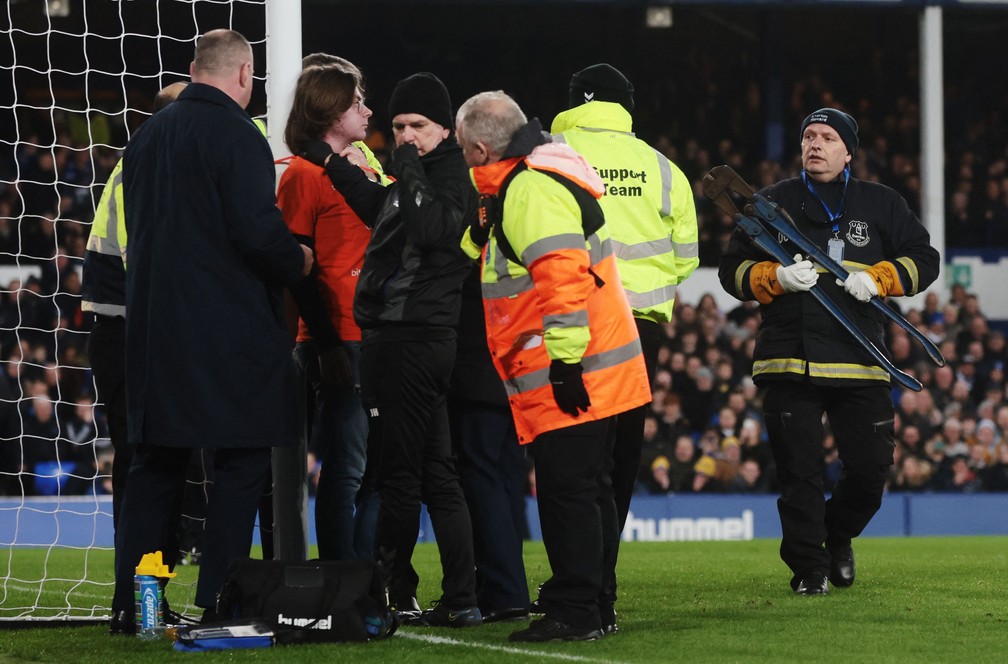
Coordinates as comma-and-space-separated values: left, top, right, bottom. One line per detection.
2, 40, 1008, 498
635, 285, 1008, 496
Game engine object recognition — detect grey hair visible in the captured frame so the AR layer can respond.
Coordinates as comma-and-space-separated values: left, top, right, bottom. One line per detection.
455, 91, 526, 157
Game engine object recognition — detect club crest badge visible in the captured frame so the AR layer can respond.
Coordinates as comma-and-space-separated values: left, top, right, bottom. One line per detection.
846, 220, 870, 247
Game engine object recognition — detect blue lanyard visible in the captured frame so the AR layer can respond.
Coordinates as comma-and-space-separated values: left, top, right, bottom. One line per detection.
801, 166, 849, 232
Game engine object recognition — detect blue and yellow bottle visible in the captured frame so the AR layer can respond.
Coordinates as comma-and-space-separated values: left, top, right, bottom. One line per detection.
134, 551, 176, 640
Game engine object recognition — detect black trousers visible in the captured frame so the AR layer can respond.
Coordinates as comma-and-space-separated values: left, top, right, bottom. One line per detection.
604, 318, 661, 605
87, 316, 130, 542
112, 444, 272, 611
534, 417, 617, 630
762, 381, 894, 585
361, 338, 477, 608
450, 397, 529, 611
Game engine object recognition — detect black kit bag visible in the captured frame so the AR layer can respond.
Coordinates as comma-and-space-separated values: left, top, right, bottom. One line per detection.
215, 558, 397, 644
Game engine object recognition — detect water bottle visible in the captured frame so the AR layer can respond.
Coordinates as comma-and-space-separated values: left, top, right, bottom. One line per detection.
133, 551, 176, 640
134, 573, 164, 640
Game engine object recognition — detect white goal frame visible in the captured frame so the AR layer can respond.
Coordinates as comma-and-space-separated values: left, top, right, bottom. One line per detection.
0, 0, 301, 623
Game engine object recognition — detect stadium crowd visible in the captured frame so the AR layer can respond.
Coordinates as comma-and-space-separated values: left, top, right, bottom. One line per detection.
2, 57, 1008, 502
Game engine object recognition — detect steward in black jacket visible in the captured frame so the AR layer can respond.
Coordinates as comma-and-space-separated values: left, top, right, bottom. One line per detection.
303, 71, 480, 625
320, 136, 472, 338
719, 108, 939, 597
720, 175, 939, 386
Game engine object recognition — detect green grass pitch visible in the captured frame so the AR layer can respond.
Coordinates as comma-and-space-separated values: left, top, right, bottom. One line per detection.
1, 537, 1005, 663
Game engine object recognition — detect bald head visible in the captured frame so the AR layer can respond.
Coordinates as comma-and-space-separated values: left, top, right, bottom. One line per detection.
153, 81, 189, 112
190, 29, 254, 108
455, 91, 526, 166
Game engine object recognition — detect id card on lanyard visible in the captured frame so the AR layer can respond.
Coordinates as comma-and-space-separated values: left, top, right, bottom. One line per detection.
827, 235, 844, 263
803, 167, 849, 265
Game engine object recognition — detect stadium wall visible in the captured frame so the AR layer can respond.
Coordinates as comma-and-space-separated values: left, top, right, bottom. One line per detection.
6, 493, 1007, 549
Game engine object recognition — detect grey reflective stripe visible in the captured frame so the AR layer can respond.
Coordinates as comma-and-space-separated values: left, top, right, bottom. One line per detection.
581, 127, 635, 137
106, 167, 123, 239
673, 240, 699, 259
86, 234, 125, 257
896, 256, 919, 294
482, 243, 534, 299
587, 234, 611, 265
505, 366, 549, 397
503, 337, 643, 396
611, 237, 673, 261
543, 309, 589, 330
753, 358, 806, 376
736, 260, 758, 298
654, 150, 673, 217
81, 301, 126, 317
582, 337, 643, 373
521, 233, 586, 266
493, 242, 511, 276
626, 283, 677, 311
551, 128, 637, 139
809, 363, 890, 382
482, 273, 533, 299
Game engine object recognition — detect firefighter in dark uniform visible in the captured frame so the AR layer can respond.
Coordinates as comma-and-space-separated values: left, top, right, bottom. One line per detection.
719, 108, 939, 595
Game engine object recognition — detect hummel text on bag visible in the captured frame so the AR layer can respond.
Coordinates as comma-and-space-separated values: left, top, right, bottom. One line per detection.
277, 613, 332, 630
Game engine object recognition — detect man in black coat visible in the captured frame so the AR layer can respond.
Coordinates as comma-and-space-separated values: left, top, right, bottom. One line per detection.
719, 108, 939, 595
109, 29, 312, 633
304, 72, 480, 627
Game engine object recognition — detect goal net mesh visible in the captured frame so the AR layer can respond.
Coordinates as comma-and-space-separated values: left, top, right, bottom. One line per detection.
0, 0, 269, 622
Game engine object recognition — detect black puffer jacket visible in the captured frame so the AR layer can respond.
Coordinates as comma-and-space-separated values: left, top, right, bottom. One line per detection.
322, 138, 474, 341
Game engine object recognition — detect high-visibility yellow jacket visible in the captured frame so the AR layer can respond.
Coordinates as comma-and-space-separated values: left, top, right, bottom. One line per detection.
551, 101, 699, 324
464, 140, 651, 444
81, 159, 126, 317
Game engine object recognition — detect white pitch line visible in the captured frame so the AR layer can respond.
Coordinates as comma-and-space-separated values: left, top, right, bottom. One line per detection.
397, 630, 626, 664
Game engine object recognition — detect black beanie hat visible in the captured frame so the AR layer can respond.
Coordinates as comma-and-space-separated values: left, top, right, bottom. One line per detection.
800, 108, 859, 156
569, 63, 635, 112
388, 72, 453, 129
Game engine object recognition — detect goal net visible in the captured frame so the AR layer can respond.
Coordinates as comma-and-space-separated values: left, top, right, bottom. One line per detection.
0, 0, 283, 623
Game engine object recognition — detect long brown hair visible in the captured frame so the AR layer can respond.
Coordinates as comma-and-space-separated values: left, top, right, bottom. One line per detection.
283, 65, 362, 155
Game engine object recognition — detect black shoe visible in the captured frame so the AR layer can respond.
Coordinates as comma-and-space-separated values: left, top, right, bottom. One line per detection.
509, 617, 603, 642
109, 609, 135, 636
391, 596, 422, 624
412, 602, 482, 628
829, 546, 856, 588
600, 605, 618, 635
794, 572, 829, 596
481, 606, 530, 623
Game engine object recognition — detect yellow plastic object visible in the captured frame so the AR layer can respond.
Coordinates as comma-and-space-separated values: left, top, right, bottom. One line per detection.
135, 551, 177, 579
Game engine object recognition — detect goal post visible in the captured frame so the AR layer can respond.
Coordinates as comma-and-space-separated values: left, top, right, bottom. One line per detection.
0, 0, 301, 623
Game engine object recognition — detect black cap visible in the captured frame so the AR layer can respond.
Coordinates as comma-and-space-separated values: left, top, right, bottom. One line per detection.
800, 108, 859, 156
388, 72, 453, 129
569, 63, 634, 112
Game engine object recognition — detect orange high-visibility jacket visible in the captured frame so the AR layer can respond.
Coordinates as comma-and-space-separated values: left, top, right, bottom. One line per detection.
466, 143, 651, 444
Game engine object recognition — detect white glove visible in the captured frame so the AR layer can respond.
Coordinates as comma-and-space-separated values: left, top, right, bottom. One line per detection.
776, 254, 817, 293
842, 271, 879, 303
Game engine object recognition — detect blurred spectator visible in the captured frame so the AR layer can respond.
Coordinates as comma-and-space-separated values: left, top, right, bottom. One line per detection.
692, 455, 718, 493
983, 444, 1008, 491
890, 456, 934, 492
934, 455, 983, 493
644, 456, 673, 494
